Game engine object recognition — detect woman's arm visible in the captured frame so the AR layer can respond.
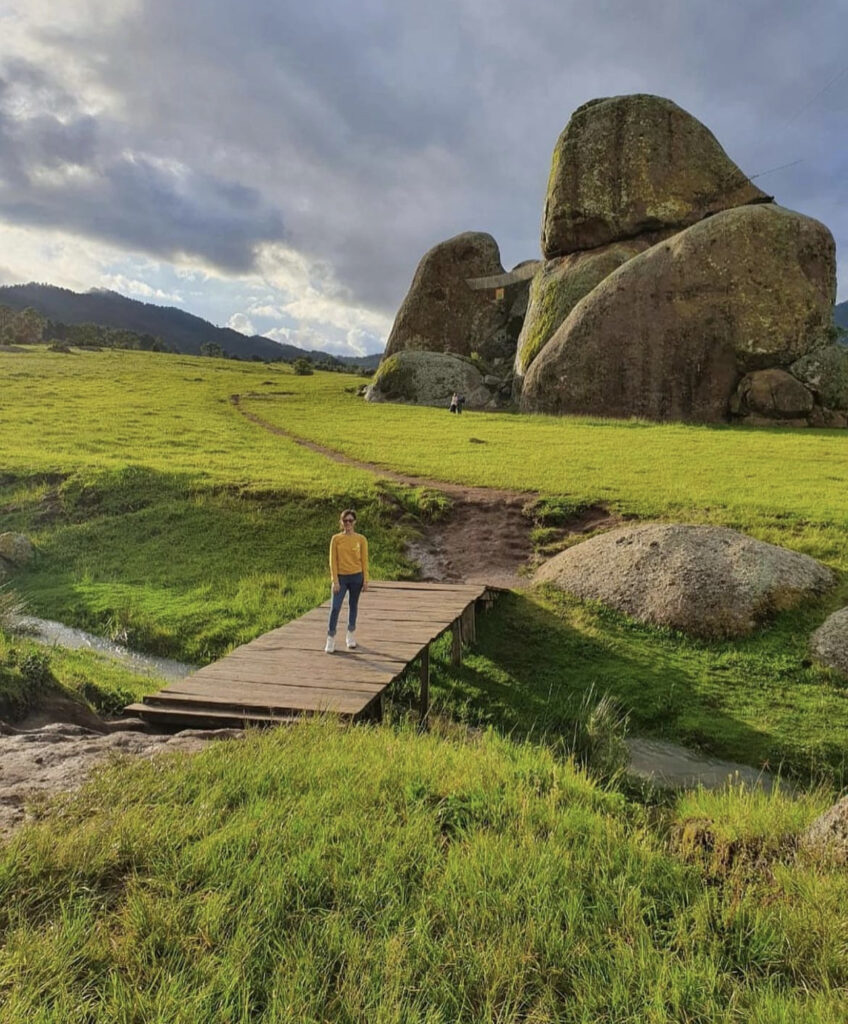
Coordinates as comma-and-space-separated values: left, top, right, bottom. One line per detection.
329, 535, 340, 589
361, 536, 369, 589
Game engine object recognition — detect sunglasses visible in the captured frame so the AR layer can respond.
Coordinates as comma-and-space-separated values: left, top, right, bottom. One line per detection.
342, 517, 355, 523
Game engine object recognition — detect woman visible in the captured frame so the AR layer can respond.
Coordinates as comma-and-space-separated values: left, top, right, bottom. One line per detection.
325, 508, 369, 653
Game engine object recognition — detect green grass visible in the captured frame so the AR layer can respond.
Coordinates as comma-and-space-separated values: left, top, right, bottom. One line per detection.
1, 347, 847, 778
1, 719, 846, 1023
2, 350, 848, 1020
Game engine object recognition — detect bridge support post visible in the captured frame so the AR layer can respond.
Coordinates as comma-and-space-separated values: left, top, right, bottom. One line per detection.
451, 620, 462, 665
419, 643, 430, 728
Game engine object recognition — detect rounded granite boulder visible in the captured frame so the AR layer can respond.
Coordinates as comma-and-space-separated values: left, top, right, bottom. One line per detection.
366, 350, 492, 409
521, 204, 836, 422
790, 345, 848, 411
534, 523, 835, 639
513, 238, 655, 382
542, 94, 769, 258
383, 232, 509, 361
731, 368, 815, 420
810, 607, 848, 676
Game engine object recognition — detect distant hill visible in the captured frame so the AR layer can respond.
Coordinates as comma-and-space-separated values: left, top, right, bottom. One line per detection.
0, 283, 382, 367
835, 300, 848, 331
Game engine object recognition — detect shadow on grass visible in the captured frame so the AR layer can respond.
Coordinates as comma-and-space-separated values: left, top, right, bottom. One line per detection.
419, 591, 848, 785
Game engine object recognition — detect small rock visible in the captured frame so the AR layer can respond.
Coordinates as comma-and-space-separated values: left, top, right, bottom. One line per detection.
734, 369, 815, 419
0, 533, 35, 566
801, 796, 848, 865
811, 607, 848, 676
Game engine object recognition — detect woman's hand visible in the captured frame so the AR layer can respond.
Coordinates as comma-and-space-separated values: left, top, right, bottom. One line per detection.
332, 582, 340, 594
363, 581, 368, 592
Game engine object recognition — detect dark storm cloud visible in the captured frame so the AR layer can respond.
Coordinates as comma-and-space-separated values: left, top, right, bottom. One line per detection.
0, 61, 286, 269
2, 0, 846, 310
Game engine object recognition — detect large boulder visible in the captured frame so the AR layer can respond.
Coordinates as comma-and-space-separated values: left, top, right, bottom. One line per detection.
514, 238, 657, 382
790, 345, 848, 410
810, 607, 848, 676
542, 94, 769, 258
800, 796, 848, 866
366, 350, 492, 408
731, 368, 815, 420
384, 232, 511, 361
521, 204, 837, 422
534, 524, 835, 639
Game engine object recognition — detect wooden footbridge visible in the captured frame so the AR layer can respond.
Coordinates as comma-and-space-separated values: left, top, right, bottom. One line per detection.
125, 581, 497, 729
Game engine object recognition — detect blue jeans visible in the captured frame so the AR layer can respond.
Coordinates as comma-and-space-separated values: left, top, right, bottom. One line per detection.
328, 572, 364, 636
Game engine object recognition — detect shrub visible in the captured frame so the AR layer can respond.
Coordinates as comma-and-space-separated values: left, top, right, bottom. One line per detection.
292, 358, 314, 376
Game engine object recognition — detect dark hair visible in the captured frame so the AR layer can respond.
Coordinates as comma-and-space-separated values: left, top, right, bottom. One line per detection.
340, 508, 357, 523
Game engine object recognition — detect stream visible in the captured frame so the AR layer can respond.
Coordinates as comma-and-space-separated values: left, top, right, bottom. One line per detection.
11, 617, 778, 792
13, 616, 195, 682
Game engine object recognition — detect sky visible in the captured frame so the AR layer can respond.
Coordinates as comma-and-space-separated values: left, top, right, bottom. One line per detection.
0, 1, 845, 357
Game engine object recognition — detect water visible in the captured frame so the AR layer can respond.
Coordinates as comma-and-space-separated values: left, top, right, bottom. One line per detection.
13, 616, 196, 682
626, 737, 779, 792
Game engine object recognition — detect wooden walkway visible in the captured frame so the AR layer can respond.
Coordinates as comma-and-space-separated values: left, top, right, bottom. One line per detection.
125, 581, 497, 729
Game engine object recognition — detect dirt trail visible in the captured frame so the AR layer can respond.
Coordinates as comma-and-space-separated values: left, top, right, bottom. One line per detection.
231, 394, 617, 588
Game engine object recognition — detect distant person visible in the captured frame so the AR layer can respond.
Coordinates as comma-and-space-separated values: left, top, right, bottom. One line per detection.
325, 508, 368, 653
456, 393, 466, 414
449, 392, 459, 414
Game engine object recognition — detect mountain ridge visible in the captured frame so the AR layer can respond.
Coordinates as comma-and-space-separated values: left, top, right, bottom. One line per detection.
0, 283, 382, 366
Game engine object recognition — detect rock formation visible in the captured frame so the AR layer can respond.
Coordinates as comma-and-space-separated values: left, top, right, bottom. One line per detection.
366, 350, 492, 409
534, 524, 835, 639
0, 533, 34, 570
801, 795, 848, 866
378, 94, 844, 426
383, 232, 531, 366
522, 204, 835, 421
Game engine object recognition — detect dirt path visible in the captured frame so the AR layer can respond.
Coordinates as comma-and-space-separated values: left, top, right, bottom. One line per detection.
232, 394, 617, 588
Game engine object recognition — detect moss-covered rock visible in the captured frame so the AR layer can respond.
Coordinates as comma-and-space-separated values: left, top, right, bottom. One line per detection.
514, 239, 658, 381
384, 232, 511, 360
366, 350, 492, 408
522, 204, 836, 423
731, 369, 815, 419
790, 345, 848, 410
542, 94, 769, 258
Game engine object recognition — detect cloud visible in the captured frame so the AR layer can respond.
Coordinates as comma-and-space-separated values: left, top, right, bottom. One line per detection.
0, 0, 845, 359
227, 312, 256, 335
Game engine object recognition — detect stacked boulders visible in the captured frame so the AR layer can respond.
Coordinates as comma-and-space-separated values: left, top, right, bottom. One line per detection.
375, 94, 844, 425
519, 95, 840, 424
368, 232, 536, 408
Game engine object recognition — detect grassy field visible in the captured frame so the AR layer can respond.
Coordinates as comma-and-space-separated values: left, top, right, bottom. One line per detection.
1, 347, 847, 775
1, 719, 846, 1023
2, 347, 848, 1021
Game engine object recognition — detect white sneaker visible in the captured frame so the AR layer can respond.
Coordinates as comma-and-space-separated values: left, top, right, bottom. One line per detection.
324, 635, 335, 653
346, 631, 357, 649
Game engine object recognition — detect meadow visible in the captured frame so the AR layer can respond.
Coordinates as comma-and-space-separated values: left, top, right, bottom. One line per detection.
1, 347, 846, 776
1, 346, 847, 1021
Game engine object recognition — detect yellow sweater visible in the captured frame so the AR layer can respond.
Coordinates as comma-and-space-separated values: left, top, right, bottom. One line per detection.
329, 532, 369, 583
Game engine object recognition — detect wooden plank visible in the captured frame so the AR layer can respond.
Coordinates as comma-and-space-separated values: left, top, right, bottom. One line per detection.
172, 671, 391, 696
144, 692, 361, 716
126, 703, 300, 726
189, 660, 396, 686
125, 581, 497, 726
154, 684, 370, 714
